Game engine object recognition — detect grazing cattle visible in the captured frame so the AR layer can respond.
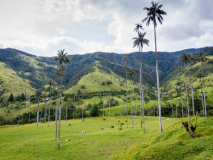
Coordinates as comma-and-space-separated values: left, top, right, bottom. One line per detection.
101, 128, 104, 130
121, 123, 124, 125
166, 119, 170, 121
134, 122, 136, 125
103, 119, 106, 121
111, 126, 114, 128
69, 124, 71, 126
66, 138, 71, 142
125, 120, 127, 122
82, 131, 86, 134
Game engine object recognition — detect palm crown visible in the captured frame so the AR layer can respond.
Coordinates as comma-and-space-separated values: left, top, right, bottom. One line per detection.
133, 32, 149, 49
143, 1, 167, 27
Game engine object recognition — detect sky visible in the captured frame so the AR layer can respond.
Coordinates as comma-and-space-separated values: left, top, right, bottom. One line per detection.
0, 0, 213, 57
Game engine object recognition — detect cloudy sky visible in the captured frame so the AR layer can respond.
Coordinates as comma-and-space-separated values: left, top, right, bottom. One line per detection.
0, 0, 213, 57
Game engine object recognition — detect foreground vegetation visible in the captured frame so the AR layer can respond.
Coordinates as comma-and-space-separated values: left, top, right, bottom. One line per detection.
0, 116, 212, 160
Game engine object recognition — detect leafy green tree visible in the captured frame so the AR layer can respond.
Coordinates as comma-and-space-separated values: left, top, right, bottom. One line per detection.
53, 49, 70, 149
143, 1, 166, 133
133, 24, 149, 132
90, 104, 100, 117
8, 94, 14, 102
20, 93, 26, 101
195, 51, 209, 116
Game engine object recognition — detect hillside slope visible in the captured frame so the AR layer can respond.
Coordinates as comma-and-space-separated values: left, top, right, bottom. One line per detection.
0, 62, 36, 98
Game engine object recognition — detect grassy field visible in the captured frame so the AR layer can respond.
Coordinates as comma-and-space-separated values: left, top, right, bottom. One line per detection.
0, 116, 212, 160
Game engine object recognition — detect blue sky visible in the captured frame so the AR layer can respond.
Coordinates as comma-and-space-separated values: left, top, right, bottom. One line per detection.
0, 0, 213, 57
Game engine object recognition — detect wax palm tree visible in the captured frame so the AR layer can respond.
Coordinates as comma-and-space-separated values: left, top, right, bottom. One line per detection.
195, 51, 209, 117
35, 91, 42, 127
127, 69, 135, 129
143, 1, 166, 133
54, 68, 61, 138
122, 56, 129, 128
53, 49, 70, 149
176, 66, 184, 117
133, 25, 149, 132
48, 80, 53, 126
187, 54, 195, 116
181, 52, 190, 117
101, 82, 105, 119
106, 80, 112, 127
80, 85, 86, 121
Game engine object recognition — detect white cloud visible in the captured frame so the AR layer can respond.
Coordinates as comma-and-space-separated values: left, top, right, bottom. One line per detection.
0, 0, 213, 56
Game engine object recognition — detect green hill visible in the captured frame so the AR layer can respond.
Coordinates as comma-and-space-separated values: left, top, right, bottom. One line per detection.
0, 62, 36, 99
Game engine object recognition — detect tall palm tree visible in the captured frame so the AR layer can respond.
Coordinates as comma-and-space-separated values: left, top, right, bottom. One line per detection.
122, 56, 129, 128
127, 69, 135, 129
35, 91, 42, 127
54, 68, 61, 138
106, 80, 112, 127
101, 82, 105, 119
143, 1, 166, 133
133, 25, 149, 132
53, 49, 70, 149
195, 51, 209, 117
176, 66, 184, 117
80, 85, 86, 121
48, 80, 53, 126
187, 54, 195, 116
181, 52, 190, 117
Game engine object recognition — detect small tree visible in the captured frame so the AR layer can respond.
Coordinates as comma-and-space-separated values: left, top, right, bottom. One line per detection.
8, 94, 14, 102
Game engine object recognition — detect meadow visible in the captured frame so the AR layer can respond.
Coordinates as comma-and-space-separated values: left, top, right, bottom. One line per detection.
0, 116, 212, 160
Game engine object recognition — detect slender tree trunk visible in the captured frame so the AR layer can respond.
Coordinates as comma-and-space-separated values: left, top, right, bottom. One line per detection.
139, 47, 143, 129
48, 86, 52, 127
135, 95, 137, 116
131, 82, 133, 128
125, 64, 128, 128
184, 63, 190, 117
181, 85, 183, 117
55, 85, 59, 138
58, 75, 62, 149
45, 101, 47, 124
82, 92, 84, 122
202, 64, 207, 117
109, 92, 110, 127
154, 26, 162, 133
103, 91, 104, 119
37, 98, 39, 127
22, 110, 24, 125
29, 102, 31, 124
66, 105, 67, 122
190, 77, 195, 116
18, 102, 20, 127
172, 103, 173, 115
176, 102, 177, 118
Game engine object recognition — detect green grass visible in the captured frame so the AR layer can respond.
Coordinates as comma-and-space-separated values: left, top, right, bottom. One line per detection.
0, 116, 212, 160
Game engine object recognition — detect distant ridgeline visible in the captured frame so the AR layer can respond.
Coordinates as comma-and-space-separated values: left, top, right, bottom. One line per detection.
0, 47, 213, 99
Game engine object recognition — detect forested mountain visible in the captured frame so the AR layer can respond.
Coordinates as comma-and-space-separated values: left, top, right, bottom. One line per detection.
0, 47, 210, 99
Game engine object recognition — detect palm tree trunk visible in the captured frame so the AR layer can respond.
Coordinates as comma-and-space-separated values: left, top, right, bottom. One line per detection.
190, 78, 195, 116
29, 102, 31, 124
37, 98, 39, 127
18, 102, 20, 127
184, 72, 190, 117
135, 95, 137, 116
22, 110, 23, 125
82, 92, 84, 122
55, 84, 59, 138
154, 26, 162, 133
139, 47, 142, 129
131, 82, 133, 128
45, 101, 47, 124
176, 102, 177, 118
48, 87, 52, 127
58, 75, 62, 149
103, 91, 104, 119
202, 64, 207, 117
125, 65, 128, 128
180, 84, 183, 117
66, 105, 67, 122
109, 92, 110, 127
